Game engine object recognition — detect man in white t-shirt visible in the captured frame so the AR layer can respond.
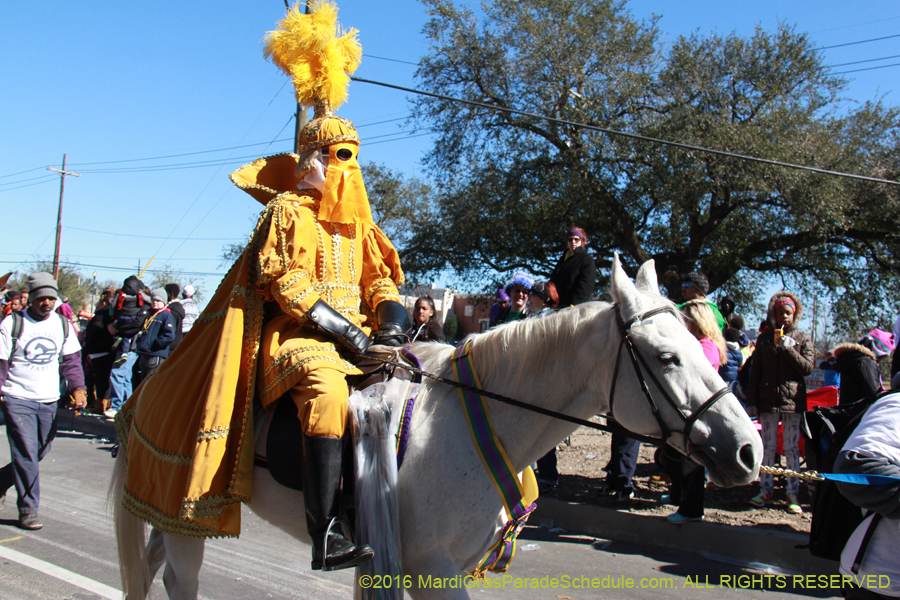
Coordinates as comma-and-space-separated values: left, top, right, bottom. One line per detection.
0, 272, 86, 530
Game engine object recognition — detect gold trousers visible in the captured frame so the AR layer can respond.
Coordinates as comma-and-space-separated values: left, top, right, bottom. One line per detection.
288, 367, 349, 439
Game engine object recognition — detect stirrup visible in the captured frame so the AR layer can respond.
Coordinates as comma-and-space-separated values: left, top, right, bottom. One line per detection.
312, 517, 374, 572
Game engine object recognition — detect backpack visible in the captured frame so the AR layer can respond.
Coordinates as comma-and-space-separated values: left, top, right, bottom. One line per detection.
801, 400, 883, 567
8, 310, 70, 361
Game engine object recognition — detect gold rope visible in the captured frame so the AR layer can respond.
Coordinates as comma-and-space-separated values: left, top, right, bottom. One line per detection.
758, 465, 825, 481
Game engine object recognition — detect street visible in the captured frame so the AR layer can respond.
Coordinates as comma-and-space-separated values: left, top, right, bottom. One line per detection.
0, 425, 841, 599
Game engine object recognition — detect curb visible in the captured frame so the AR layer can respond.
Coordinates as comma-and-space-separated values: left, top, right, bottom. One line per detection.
49, 413, 834, 575
534, 498, 835, 574
55, 410, 118, 440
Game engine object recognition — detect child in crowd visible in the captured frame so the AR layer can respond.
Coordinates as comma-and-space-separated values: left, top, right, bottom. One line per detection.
745, 292, 814, 514
663, 300, 727, 523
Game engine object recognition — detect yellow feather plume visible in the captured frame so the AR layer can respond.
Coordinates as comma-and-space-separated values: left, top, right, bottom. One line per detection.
263, 0, 361, 111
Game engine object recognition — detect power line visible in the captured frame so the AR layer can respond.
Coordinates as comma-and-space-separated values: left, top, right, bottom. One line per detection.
824, 53, 900, 69
0, 176, 58, 193
351, 76, 899, 186
0, 260, 226, 277
832, 62, 900, 75
0, 173, 60, 187
364, 53, 418, 66
0, 166, 47, 180
1, 251, 225, 261
812, 16, 900, 34
66, 226, 243, 241
818, 33, 900, 50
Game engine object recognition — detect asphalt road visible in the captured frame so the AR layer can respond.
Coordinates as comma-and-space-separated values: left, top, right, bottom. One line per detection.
0, 426, 842, 600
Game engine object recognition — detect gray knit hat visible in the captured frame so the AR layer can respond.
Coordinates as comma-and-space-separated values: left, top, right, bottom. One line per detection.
27, 272, 58, 302
151, 288, 167, 303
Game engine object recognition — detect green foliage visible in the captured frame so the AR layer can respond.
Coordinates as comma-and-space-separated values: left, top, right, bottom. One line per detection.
146, 263, 203, 301
12, 262, 92, 310
443, 313, 459, 341
409, 0, 900, 331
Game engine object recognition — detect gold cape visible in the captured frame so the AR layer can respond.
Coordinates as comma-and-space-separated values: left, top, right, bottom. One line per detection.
115, 153, 403, 538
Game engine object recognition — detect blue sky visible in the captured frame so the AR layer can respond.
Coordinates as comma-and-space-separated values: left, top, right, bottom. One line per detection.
2, 1, 897, 307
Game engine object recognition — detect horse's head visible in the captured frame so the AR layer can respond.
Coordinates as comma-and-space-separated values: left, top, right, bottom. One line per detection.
605, 255, 762, 487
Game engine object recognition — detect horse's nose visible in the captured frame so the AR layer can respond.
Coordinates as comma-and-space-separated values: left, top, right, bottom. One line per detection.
738, 442, 757, 473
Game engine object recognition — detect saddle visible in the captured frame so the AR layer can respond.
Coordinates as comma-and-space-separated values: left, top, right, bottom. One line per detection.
259, 347, 419, 491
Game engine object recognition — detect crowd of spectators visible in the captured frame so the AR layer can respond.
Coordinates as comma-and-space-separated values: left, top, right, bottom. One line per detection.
0, 275, 199, 419
3, 239, 899, 595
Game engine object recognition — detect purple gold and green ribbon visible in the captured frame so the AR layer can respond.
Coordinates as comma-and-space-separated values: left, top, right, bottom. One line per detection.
451, 343, 539, 573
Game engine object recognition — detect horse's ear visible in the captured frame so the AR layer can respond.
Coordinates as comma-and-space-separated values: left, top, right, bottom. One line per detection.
610, 253, 643, 321
634, 260, 660, 295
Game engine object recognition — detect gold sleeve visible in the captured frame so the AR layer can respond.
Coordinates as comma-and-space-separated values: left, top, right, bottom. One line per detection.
360, 224, 404, 310
258, 202, 322, 320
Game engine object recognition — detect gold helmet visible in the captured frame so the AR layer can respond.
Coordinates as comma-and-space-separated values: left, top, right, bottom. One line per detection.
264, 0, 370, 223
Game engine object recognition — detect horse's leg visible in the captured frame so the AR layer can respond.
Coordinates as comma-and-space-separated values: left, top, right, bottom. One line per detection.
146, 527, 166, 582
405, 554, 473, 600
110, 450, 152, 599
161, 533, 205, 600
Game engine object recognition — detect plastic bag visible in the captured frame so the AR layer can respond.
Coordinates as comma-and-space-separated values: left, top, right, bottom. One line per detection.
350, 380, 419, 600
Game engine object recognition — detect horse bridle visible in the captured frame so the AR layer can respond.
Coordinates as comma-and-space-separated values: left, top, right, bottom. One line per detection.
606, 304, 731, 457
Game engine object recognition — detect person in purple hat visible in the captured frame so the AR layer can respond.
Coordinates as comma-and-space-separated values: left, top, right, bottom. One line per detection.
825, 329, 895, 406
488, 288, 510, 328
549, 227, 596, 307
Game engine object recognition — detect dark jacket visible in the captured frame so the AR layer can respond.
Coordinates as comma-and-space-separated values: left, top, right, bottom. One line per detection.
407, 320, 446, 343
549, 247, 596, 307
135, 307, 176, 358
83, 307, 115, 355
827, 343, 882, 405
113, 278, 150, 339
167, 301, 186, 351
718, 341, 743, 383
490, 305, 528, 328
746, 291, 815, 414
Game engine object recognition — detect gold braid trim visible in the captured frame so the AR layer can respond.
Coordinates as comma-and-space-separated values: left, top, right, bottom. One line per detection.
181, 493, 245, 521
197, 308, 228, 324
131, 420, 192, 466
296, 133, 360, 155
263, 344, 342, 376
366, 278, 399, 305
122, 489, 232, 539
285, 286, 317, 312
277, 269, 312, 294
197, 426, 230, 442
262, 353, 356, 395
228, 219, 267, 495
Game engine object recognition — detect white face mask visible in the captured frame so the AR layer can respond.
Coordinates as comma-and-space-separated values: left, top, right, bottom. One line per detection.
302, 150, 329, 191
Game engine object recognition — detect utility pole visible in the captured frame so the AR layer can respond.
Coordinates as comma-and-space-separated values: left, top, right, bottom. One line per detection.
286, 0, 312, 153
47, 154, 81, 280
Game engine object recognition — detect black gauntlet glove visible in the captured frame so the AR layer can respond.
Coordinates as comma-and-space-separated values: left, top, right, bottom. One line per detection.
308, 299, 371, 355
371, 300, 411, 347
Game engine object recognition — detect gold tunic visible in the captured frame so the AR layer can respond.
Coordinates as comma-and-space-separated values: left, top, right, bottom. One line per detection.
115, 153, 403, 538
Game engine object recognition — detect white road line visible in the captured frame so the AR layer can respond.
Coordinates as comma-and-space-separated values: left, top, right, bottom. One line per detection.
0, 544, 121, 599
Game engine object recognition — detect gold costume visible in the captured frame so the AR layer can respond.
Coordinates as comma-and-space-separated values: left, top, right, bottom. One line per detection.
116, 0, 404, 544
116, 151, 403, 538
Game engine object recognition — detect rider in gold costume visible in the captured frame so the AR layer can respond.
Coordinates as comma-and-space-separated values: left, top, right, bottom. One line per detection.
116, 1, 407, 572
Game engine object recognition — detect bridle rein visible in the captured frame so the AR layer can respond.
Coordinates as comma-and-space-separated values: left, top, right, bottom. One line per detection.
607, 304, 731, 457
360, 302, 732, 457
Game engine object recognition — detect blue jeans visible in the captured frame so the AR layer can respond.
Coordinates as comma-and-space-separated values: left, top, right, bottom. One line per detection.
108, 350, 138, 411
0, 396, 58, 515
605, 434, 640, 494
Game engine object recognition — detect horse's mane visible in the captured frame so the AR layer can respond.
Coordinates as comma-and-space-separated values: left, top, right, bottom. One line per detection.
408, 291, 681, 404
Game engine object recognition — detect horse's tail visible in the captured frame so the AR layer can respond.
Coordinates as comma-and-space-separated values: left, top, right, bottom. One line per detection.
109, 448, 151, 599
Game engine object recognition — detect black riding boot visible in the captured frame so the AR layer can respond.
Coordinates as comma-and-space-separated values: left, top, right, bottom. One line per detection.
302, 435, 374, 571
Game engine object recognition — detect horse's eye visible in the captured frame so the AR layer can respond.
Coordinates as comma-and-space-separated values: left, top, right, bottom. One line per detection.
659, 353, 679, 366
336, 148, 353, 161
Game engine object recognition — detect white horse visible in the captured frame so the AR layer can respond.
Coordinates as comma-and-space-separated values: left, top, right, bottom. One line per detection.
111, 257, 762, 599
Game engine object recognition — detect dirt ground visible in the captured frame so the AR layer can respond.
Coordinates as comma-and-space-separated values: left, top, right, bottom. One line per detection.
547, 420, 813, 535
